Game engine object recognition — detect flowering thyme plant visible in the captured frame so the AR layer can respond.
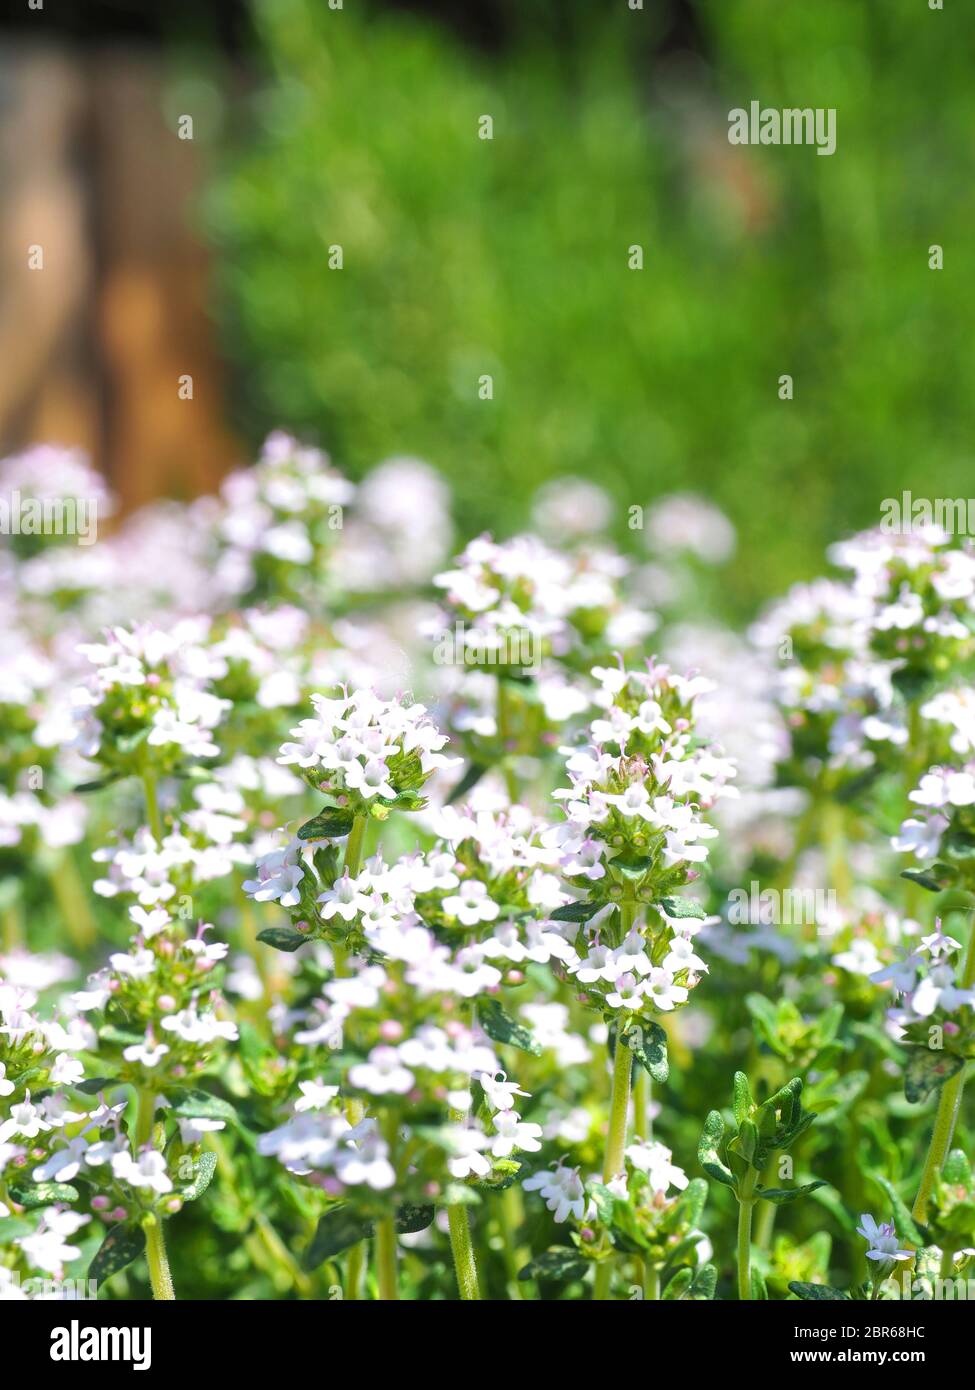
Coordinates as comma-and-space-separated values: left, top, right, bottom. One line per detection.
3, 442, 975, 1307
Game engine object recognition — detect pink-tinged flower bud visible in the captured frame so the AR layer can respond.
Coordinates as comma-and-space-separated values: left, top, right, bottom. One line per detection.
171, 1065, 187, 1079
379, 1020, 403, 1041
296, 920, 310, 933
145, 673, 161, 687
424, 1182, 440, 1199
579, 1227, 595, 1243
30, 1147, 45, 1160
945, 1021, 960, 1035
109, 1207, 128, 1222
321, 1177, 345, 1197
506, 970, 525, 985
157, 994, 177, 1012
92, 1195, 110, 1211
164, 1198, 183, 1215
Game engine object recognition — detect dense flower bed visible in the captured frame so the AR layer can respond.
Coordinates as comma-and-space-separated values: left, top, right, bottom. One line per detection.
2, 438, 975, 1301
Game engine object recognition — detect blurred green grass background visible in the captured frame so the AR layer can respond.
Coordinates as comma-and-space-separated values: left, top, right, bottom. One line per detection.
208, 0, 975, 615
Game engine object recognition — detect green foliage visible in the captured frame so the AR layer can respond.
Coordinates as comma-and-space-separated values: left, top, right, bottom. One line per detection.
699, 1072, 825, 1203
211, 0, 975, 613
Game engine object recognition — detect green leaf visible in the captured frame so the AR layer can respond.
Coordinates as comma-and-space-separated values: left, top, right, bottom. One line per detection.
98, 1024, 143, 1047
0, 1216, 33, 1241
9, 1181, 79, 1210
733, 1071, 754, 1127
73, 773, 124, 794
517, 1248, 588, 1282
549, 901, 605, 924
587, 1182, 618, 1228
172, 1089, 237, 1124
89, 1222, 146, 1284
297, 807, 355, 841
674, 1177, 708, 1229
904, 1046, 964, 1104
942, 1148, 973, 1187
180, 1151, 218, 1202
304, 1206, 373, 1270
620, 1019, 669, 1084
661, 1268, 692, 1299
756, 1180, 827, 1205
788, 1281, 851, 1301
74, 1075, 119, 1095
395, 1203, 435, 1234
256, 926, 308, 953
750, 1267, 768, 1300
698, 1110, 736, 1190
473, 1159, 523, 1193
900, 865, 956, 893
689, 1263, 717, 1300
875, 1175, 928, 1248
655, 896, 707, 920
478, 998, 542, 1055
445, 761, 488, 806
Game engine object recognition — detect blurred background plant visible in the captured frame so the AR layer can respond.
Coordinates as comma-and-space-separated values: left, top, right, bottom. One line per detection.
0, 0, 972, 614
209, 0, 975, 615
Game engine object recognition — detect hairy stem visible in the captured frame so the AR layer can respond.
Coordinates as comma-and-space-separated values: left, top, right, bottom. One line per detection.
633, 1068, 649, 1143
737, 1167, 758, 1300
135, 1089, 175, 1300
912, 915, 975, 1223
447, 1203, 481, 1300
375, 1217, 399, 1300
344, 814, 367, 878
144, 1215, 175, 1301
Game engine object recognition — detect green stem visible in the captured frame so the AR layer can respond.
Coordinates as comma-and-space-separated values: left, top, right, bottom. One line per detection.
496, 679, 518, 802
1, 898, 23, 951
912, 915, 975, 1224
45, 849, 97, 951
754, 1192, 776, 1253
644, 1261, 660, 1300
447, 1203, 481, 1300
375, 1217, 399, 1300
498, 1186, 525, 1298
344, 814, 367, 878
737, 1168, 758, 1300
821, 799, 852, 905
603, 1020, 633, 1182
135, 1088, 175, 1300
144, 1215, 175, 1301
633, 1069, 649, 1143
141, 768, 164, 843
345, 1241, 364, 1300
593, 1018, 635, 1302
754, 1161, 777, 1251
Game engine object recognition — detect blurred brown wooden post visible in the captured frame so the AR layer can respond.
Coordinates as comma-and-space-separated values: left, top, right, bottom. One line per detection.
0, 41, 239, 508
